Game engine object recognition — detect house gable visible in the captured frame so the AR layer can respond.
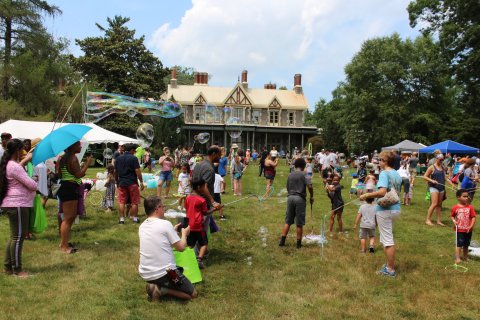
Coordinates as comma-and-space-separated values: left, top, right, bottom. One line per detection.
223, 84, 252, 106
193, 93, 207, 105
268, 96, 282, 109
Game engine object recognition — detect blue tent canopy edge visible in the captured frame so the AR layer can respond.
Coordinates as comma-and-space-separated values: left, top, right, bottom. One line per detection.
419, 140, 479, 155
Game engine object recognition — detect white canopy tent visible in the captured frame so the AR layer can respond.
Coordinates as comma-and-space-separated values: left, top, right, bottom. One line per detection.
0, 119, 138, 144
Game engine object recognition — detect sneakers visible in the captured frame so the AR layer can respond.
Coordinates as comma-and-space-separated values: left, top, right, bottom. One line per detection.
220, 215, 227, 221
133, 218, 140, 224
369, 246, 375, 253
119, 219, 125, 225
278, 236, 286, 247
376, 265, 396, 277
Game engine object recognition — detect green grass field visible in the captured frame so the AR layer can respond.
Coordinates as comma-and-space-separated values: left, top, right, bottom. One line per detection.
1, 163, 479, 320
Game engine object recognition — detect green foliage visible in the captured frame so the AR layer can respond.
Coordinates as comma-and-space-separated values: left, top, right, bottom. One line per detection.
163, 66, 195, 86
74, 16, 168, 99
311, 34, 455, 152
0, 0, 61, 99
408, 0, 480, 138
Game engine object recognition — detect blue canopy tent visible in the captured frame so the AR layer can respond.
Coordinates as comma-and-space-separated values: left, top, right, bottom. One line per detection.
419, 140, 479, 155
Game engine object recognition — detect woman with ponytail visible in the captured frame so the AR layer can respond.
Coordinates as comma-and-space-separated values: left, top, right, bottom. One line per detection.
56, 141, 92, 254
0, 139, 37, 278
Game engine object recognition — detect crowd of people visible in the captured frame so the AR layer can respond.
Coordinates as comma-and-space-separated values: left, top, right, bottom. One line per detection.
1, 130, 478, 300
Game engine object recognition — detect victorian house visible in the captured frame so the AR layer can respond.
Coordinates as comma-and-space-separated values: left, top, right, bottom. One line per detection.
164, 69, 317, 153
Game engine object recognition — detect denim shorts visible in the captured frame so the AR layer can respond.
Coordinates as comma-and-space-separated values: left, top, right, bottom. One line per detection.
159, 171, 173, 182
429, 187, 444, 194
457, 232, 472, 248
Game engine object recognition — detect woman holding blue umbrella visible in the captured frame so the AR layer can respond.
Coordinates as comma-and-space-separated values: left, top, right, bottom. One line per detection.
57, 141, 92, 253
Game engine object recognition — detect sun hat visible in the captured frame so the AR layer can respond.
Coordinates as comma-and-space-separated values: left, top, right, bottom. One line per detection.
231, 143, 239, 149
30, 137, 42, 151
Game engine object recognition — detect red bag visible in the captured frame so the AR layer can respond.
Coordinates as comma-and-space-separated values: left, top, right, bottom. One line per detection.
451, 173, 459, 184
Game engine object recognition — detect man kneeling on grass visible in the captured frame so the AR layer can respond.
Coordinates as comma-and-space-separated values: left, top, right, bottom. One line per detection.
279, 158, 314, 249
138, 195, 197, 301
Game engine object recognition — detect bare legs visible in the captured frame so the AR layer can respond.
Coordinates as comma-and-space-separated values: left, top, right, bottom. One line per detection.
426, 191, 444, 225
60, 200, 77, 253
328, 212, 343, 232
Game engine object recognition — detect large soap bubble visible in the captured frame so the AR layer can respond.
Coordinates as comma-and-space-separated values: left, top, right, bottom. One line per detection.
205, 104, 220, 122
223, 106, 232, 120
194, 132, 210, 144
136, 123, 155, 148
226, 117, 242, 138
103, 147, 113, 159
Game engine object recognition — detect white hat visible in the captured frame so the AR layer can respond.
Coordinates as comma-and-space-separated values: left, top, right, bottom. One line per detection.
231, 143, 239, 149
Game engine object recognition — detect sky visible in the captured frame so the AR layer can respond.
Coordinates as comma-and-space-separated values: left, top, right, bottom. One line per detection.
45, 0, 420, 109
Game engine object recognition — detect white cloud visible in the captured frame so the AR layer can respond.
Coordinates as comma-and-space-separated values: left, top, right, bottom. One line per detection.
150, 0, 418, 106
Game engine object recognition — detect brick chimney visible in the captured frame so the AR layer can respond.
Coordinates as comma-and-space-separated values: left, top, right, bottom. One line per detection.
202, 72, 209, 85
170, 67, 177, 88
294, 74, 302, 94
194, 72, 200, 85
241, 70, 248, 89
264, 83, 276, 90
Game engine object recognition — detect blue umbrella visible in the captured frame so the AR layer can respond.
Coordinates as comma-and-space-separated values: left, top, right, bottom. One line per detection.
32, 124, 92, 165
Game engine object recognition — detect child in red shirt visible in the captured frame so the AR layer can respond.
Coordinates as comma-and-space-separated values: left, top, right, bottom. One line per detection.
184, 179, 216, 269
451, 189, 477, 264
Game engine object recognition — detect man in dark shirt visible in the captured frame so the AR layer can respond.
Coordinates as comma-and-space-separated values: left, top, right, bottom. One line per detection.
115, 143, 144, 224
192, 145, 222, 210
279, 158, 314, 249
393, 151, 401, 170
112, 143, 124, 167
259, 147, 269, 177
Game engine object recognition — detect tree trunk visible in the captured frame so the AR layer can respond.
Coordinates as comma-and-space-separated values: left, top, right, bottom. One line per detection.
3, 17, 12, 99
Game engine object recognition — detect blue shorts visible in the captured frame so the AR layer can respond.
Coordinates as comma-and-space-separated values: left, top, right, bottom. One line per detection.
159, 171, 173, 182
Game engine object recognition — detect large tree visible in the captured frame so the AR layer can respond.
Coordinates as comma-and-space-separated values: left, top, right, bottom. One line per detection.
311, 34, 454, 152
0, 0, 61, 98
408, 0, 480, 114
74, 16, 168, 98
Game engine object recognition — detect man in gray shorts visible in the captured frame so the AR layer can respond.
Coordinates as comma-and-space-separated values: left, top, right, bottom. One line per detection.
279, 158, 314, 249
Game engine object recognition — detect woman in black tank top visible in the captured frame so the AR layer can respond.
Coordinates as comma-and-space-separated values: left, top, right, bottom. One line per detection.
423, 154, 454, 226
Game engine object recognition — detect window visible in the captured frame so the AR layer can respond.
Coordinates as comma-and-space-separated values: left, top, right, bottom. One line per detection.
194, 107, 205, 123
232, 108, 244, 120
269, 111, 279, 126
252, 110, 260, 124
288, 112, 294, 125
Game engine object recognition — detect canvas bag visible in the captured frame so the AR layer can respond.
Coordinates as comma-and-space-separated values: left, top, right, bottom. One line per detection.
377, 171, 400, 208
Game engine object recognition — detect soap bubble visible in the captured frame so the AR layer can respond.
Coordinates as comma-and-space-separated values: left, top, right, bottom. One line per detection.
194, 132, 210, 144
163, 102, 183, 118
136, 123, 155, 148
226, 117, 242, 138
223, 106, 232, 120
103, 148, 113, 159
126, 109, 137, 118
205, 104, 220, 122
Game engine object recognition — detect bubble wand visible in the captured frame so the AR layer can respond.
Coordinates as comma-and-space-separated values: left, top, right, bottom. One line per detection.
445, 224, 468, 272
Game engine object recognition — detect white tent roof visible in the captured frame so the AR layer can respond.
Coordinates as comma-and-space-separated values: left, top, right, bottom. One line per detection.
0, 119, 138, 144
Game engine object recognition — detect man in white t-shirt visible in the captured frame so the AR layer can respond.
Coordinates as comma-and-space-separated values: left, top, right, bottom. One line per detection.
139, 196, 197, 301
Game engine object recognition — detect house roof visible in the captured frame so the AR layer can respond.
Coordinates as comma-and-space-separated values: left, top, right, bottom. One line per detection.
164, 83, 309, 110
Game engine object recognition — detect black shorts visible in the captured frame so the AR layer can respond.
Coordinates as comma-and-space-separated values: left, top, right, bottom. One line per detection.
265, 174, 275, 180
57, 181, 80, 202
457, 232, 472, 248
148, 268, 195, 296
322, 169, 329, 179
213, 193, 221, 204
187, 231, 208, 247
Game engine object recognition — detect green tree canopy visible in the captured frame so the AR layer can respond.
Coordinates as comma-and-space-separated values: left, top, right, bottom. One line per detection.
74, 15, 168, 98
310, 34, 454, 152
408, 0, 480, 113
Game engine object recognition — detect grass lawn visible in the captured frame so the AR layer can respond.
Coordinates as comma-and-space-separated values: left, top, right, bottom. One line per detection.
1, 163, 479, 320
